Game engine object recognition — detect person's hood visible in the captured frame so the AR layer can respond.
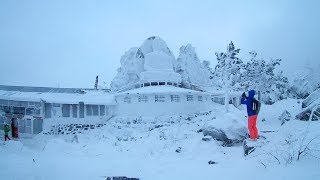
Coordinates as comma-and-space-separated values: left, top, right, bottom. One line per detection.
248, 90, 255, 98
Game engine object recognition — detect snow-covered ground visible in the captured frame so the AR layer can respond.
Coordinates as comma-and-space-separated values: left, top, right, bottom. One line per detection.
1, 99, 319, 180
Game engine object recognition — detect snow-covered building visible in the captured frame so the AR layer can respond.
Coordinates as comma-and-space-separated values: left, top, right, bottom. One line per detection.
0, 36, 242, 136
0, 86, 116, 135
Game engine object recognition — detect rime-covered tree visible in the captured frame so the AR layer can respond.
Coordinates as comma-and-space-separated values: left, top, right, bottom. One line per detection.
213, 41, 244, 111
176, 44, 212, 89
243, 51, 289, 104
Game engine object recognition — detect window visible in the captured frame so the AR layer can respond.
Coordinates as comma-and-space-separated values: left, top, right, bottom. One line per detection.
144, 83, 150, 87
20, 101, 28, 107
28, 101, 35, 106
62, 104, 70, 117
79, 102, 84, 118
35, 102, 41, 107
124, 96, 131, 103
3, 106, 11, 113
52, 103, 61, 107
198, 96, 203, 102
171, 95, 180, 102
86, 105, 92, 116
159, 82, 165, 85
33, 118, 43, 134
187, 95, 193, 101
155, 95, 165, 102
100, 105, 105, 116
13, 107, 25, 115
34, 108, 41, 116
92, 105, 99, 116
0, 99, 8, 106
167, 82, 172, 85
26, 108, 40, 116
72, 104, 77, 118
138, 95, 148, 102
173, 83, 177, 86
45, 103, 51, 118
151, 82, 158, 86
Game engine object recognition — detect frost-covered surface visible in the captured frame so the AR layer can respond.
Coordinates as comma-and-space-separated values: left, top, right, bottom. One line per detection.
110, 36, 179, 91
116, 86, 208, 95
1, 99, 319, 180
0, 90, 116, 104
291, 65, 320, 98
115, 86, 212, 116
302, 88, 320, 108
176, 44, 212, 88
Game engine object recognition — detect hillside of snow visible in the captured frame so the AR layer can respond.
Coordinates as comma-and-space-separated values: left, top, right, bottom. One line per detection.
1, 99, 320, 180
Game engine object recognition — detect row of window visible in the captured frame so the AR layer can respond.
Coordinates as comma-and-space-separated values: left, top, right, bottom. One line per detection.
0, 105, 41, 116
141, 82, 179, 87
124, 95, 207, 103
0, 99, 41, 107
61, 104, 108, 118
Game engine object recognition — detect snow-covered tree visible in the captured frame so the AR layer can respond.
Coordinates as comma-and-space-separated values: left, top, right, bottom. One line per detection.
176, 44, 212, 89
110, 47, 144, 91
213, 41, 244, 111
242, 51, 289, 104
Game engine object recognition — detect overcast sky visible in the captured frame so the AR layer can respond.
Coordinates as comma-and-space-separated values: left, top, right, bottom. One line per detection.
0, 0, 319, 88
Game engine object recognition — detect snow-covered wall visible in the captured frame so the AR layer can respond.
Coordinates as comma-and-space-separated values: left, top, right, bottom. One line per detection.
115, 92, 212, 116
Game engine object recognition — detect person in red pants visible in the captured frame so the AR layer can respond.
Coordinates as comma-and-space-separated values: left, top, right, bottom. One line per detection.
241, 90, 259, 140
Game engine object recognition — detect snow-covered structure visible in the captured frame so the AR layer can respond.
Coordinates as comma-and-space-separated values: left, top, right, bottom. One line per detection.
0, 86, 116, 135
115, 86, 214, 116
110, 36, 181, 92
0, 36, 243, 136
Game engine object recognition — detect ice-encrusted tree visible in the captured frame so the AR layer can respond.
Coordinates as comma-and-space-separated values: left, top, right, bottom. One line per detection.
213, 41, 244, 111
110, 47, 144, 91
176, 44, 212, 89
242, 51, 289, 104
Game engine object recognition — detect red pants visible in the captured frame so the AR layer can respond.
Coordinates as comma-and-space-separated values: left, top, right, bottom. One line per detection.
248, 115, 259, 139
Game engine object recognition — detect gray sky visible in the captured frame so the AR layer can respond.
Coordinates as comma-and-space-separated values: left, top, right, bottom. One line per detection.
0, 0, 319, 88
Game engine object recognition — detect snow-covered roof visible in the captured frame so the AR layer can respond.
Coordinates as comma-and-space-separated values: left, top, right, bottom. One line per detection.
0, 90, 116, 105
116, 86, 212, 96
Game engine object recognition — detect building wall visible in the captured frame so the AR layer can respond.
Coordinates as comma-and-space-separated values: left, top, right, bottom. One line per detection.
115, 93, 213, 116
43, 103, 116, 129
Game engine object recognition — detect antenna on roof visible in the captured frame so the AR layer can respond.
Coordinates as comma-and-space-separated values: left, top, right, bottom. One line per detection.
94, 76, 98, 90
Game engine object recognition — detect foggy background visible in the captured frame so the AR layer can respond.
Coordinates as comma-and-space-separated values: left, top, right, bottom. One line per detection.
0, 0, 319, 88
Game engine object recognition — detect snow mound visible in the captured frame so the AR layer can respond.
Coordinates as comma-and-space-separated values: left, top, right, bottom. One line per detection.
110, 36, 178, 91
139, 36, 174, 58
144, 51, 174, 71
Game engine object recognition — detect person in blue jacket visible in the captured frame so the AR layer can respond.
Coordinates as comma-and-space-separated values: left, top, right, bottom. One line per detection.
241, 90, 259, 140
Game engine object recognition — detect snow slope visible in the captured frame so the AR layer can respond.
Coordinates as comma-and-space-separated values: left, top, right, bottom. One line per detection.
0, 99, 319, 180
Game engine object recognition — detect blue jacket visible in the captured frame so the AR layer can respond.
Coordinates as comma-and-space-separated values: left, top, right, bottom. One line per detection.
241, 90, 257, 116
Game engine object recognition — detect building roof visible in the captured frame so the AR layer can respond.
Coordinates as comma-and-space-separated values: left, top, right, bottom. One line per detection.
0, 86, 116, 105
